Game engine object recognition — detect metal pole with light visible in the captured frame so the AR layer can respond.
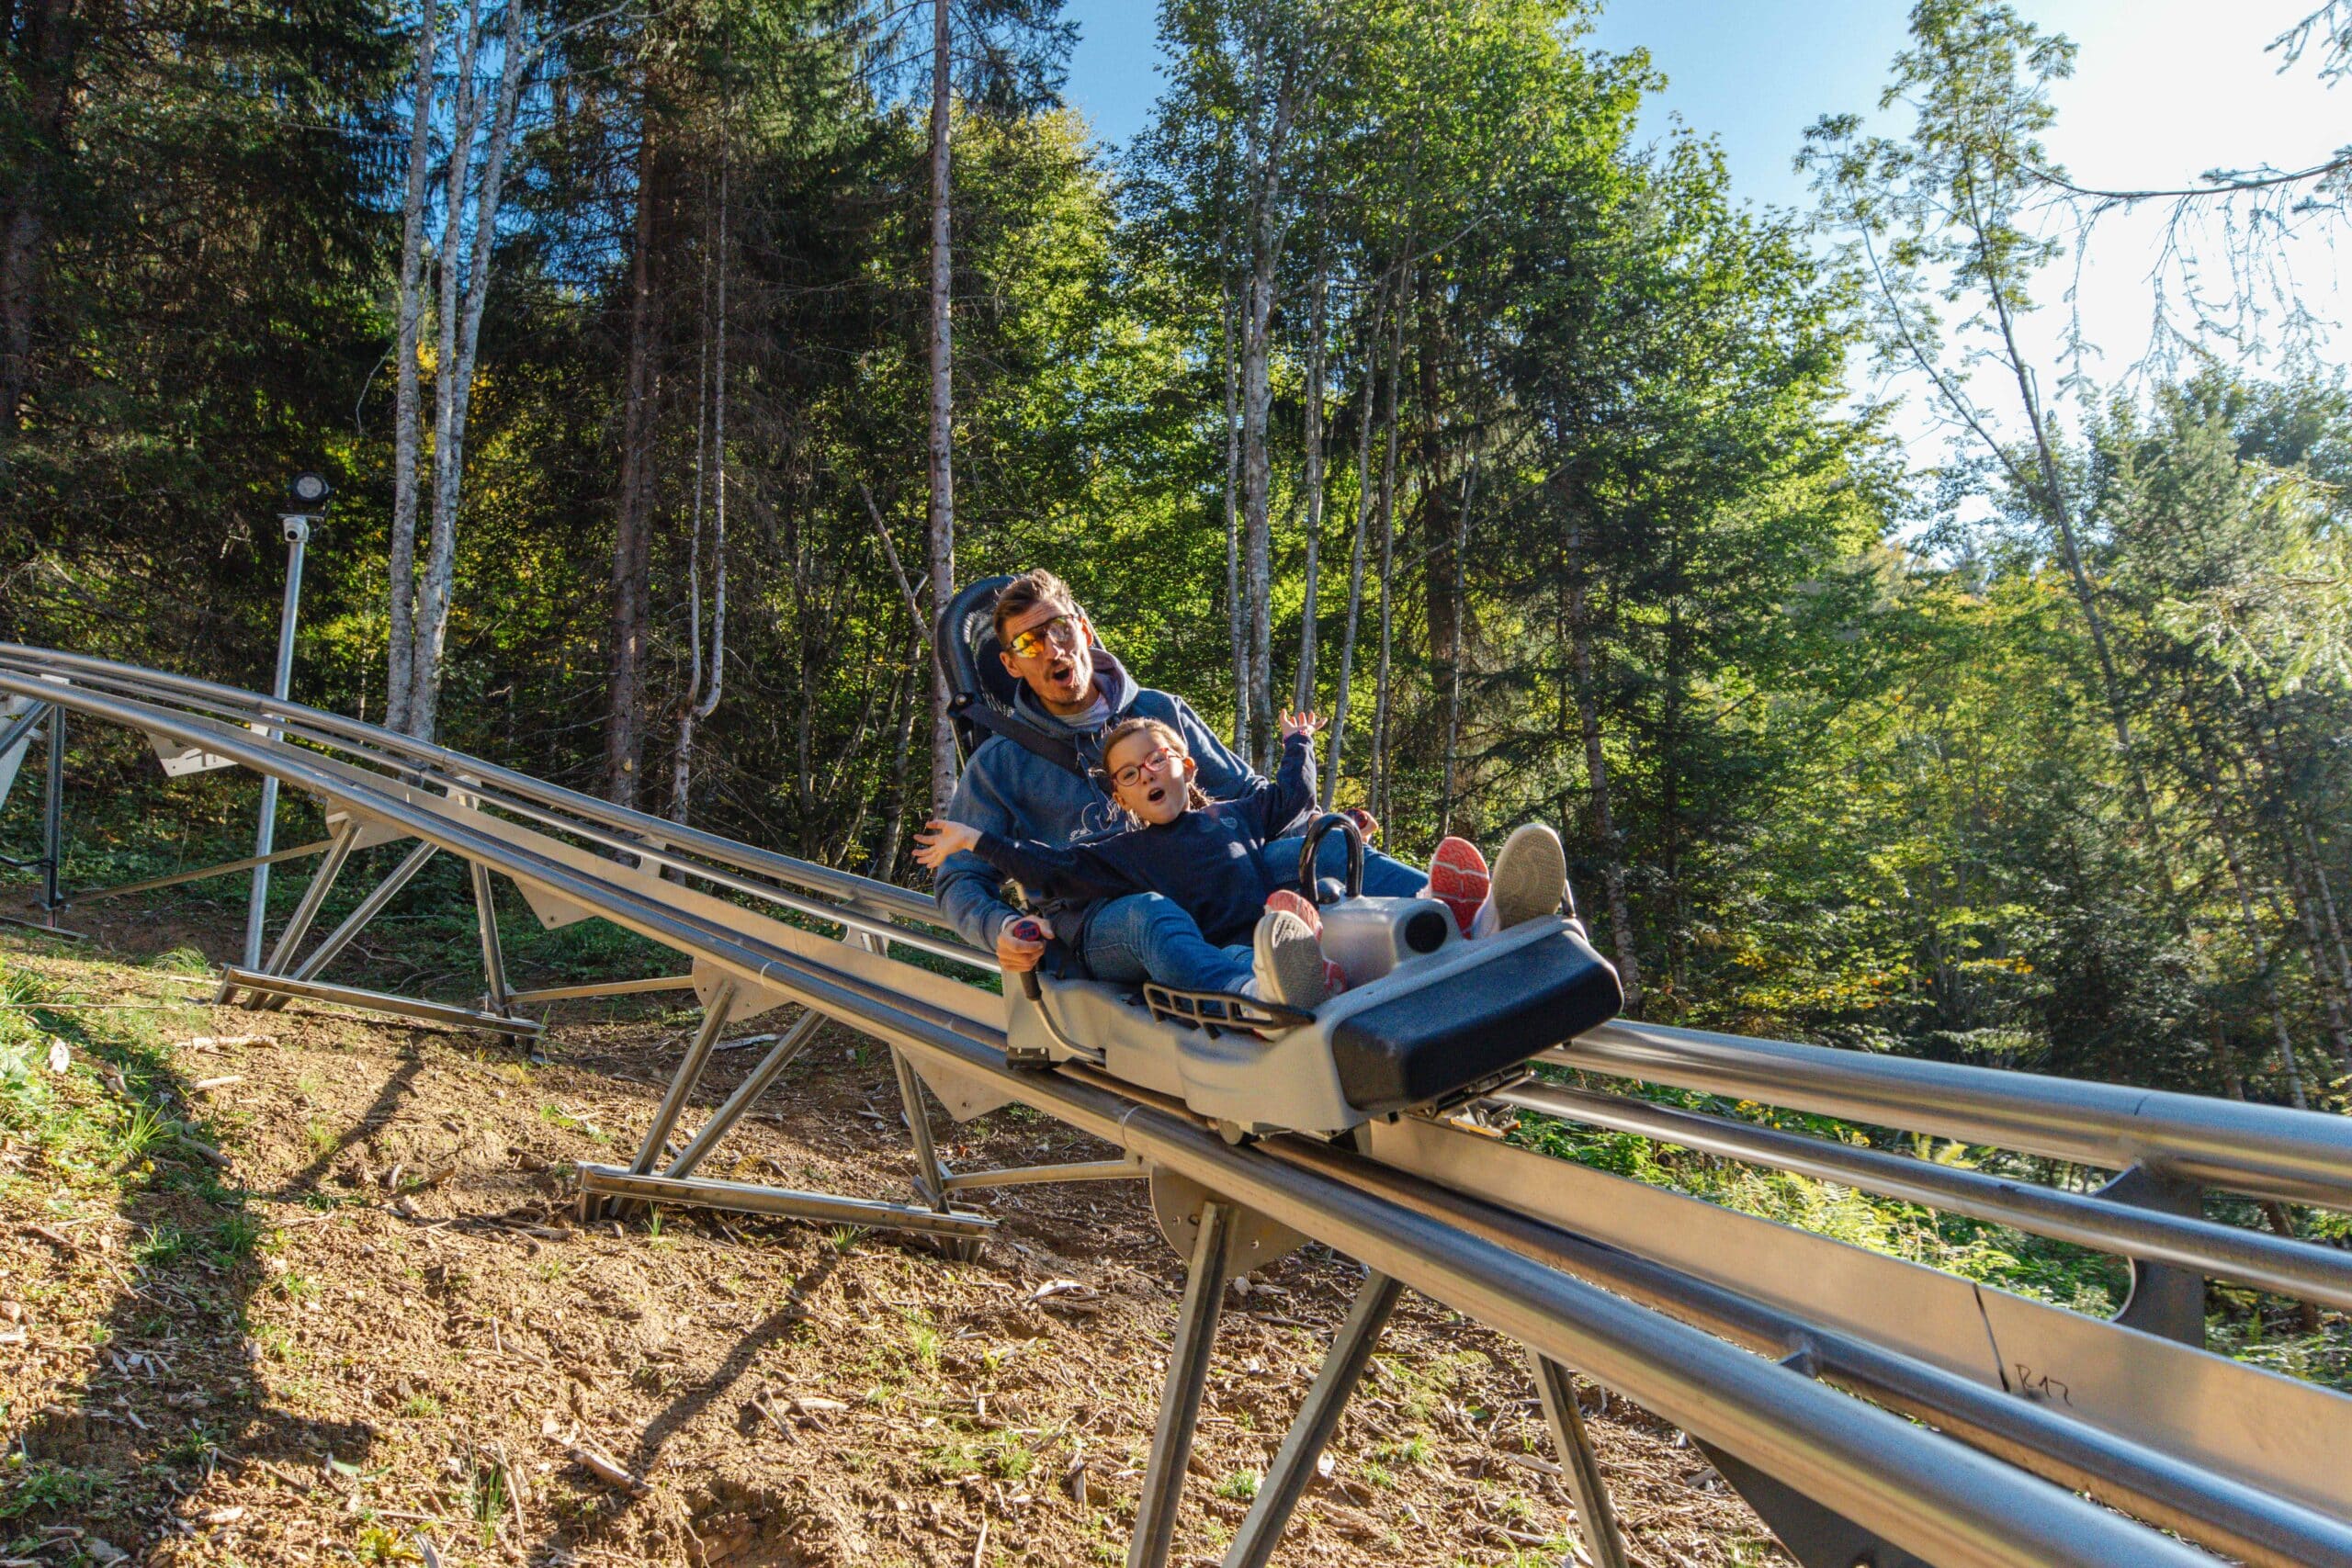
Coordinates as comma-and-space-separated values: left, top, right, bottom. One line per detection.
238, 472, 333, 972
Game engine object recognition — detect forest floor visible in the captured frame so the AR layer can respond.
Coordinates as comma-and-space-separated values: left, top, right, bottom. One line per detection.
0, 899, 1787, 1568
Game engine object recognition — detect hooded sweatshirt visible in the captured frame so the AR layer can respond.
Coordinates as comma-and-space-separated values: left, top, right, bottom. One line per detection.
969, 732, 1316, 949
933, 649, 1258, 952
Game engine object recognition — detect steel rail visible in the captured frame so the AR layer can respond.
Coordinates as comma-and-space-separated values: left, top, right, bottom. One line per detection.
0, 659, 990, 971
31, 653, 2345, 1226
0, 649, 946, 931
1501, 1081, 2352, 1312
1549, 1021, 2352, 1212
1282, 1134, 2352, 1568
0, 666, 2277, 1568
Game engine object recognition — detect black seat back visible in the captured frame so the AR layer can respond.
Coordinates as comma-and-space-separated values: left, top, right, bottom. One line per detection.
934, 576, 1105, 776
938, 575, 1022, 761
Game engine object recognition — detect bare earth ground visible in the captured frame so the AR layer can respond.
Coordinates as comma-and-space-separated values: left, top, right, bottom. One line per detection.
2, 903, 1784, 1568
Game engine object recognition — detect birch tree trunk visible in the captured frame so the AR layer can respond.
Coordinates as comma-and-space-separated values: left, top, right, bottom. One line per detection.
1292, 255, 1328, 714
1239, 96, 1296, 773
672, 162, 729, 826
1321, 283, 1382, 808
878, 663, 921, 882
924, 0, 957, 814
1564, 489, 1642, 1011
408, 0, 529, 741
1220, 276, 1246, 755
603, 115, 662, 803
1440, 453, 1477, 838
385, 0, 437, 736
1367, 285, 1403, 827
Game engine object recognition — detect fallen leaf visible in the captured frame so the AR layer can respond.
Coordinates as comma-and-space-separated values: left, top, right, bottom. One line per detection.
1029, 1280, 1097, 1303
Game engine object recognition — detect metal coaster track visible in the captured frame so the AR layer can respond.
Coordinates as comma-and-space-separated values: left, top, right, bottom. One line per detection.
4, 645, 2351, 1568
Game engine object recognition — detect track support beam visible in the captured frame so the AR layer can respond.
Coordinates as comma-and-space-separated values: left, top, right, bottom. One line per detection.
575, 1166, 995, 1240
1529, 1351, 1630, 1568
1129, 1198, 1234, 1568
665, 1009, 823, 1179
251, 839, 438, 1010
1223, 1269, 1402, 1568
217, 966, 544, 1036
469, 860, 512, 1017
505, 974, 696, 1006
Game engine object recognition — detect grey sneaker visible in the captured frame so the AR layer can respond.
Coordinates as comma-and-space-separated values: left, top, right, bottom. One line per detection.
1249, 909, 1329, 1010
1489, 823, 1568, 931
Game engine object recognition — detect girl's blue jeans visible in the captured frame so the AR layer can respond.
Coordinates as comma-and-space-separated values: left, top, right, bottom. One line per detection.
1076, 834, 1424, 989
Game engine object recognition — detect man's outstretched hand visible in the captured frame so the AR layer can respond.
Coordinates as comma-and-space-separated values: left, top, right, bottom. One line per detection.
997, 913, 1052, 972
913, 818, 982, 872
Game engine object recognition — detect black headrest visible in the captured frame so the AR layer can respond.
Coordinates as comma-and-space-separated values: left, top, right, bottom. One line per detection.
934, 575, 1108, 767
938, 575, 1023, 724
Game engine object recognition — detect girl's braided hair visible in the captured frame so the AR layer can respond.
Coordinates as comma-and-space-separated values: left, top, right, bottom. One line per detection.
1096, 716, 1212, 822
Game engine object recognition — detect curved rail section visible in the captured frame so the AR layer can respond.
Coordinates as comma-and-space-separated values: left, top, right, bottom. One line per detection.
4, 646, 2351, 1568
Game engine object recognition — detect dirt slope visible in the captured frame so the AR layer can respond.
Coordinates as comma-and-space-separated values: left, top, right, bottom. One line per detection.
1, 914, 1781, 1567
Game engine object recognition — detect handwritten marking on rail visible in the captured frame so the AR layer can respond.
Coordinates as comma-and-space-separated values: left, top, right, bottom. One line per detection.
2011, 1364, 2074, 1407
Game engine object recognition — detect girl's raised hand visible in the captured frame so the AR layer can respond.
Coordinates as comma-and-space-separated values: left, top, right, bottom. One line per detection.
913, 818, 981, 872
1279, 707, 1323, 739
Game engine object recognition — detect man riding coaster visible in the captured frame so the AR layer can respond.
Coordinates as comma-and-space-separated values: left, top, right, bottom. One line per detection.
931, 570, 1566, 992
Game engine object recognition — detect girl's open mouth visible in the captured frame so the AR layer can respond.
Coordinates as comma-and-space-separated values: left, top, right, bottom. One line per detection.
1146, 784, 1167, 805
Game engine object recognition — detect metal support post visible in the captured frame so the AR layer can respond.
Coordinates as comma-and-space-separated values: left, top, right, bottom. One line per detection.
862, 929, 960, 1221
469, 861, 511, 1015
240, 511, 311, 971
2099, 1164, 2208, 1348
623, 977, 738, 1186
664, 1009, 823, 1179
228, 819, 363, 1002
40, 707, 63, 915
1700, 1437, 1930, 1568
1223, 1270, 1403, 1568
250, 840, 437, 1010
1129, 1199, 1235, 1568
0, 701, 46, 778
1528, 1351, 1630, 1568
892, 1043, 952, 1208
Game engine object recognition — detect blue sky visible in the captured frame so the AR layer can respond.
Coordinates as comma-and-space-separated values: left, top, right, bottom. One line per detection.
1058, 1, 2348, 417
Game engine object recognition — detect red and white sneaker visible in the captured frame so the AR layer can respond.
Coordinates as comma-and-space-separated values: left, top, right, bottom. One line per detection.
1425, 836, 1489, 938
1264, 887, 1323, 935
1264, 889, 1348, 993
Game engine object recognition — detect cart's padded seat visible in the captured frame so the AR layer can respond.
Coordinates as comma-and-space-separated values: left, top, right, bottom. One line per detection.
1329, 927, 1621, 1115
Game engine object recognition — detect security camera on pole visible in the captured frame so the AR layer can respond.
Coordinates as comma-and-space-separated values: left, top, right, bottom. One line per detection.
237, 472, 333, 973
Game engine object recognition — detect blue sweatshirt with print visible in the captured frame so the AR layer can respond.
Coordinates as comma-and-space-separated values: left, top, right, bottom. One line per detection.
933, 649, 1260, 951
969, 733, 1316, 949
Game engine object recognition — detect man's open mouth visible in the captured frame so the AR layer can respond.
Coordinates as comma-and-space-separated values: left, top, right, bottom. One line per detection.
1047, 656, 1075, 685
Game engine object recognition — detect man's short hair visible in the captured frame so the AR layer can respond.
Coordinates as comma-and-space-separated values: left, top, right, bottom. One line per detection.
992, 569, 1080, 646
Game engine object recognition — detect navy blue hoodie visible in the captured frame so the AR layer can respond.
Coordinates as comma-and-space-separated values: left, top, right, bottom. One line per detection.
969, 732, 1317, 948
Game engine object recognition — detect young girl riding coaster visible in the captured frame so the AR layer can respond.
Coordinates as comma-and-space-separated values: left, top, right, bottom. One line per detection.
915, 708, 1571, 1010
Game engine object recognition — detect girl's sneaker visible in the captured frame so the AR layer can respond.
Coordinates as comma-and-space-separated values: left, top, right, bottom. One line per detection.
1264, 888, 1322, 934
1485, 822, 1568, 935
1425, 836, 1489, 938
1248, 908, 1330, 1010
1264, 889, 1349, 993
